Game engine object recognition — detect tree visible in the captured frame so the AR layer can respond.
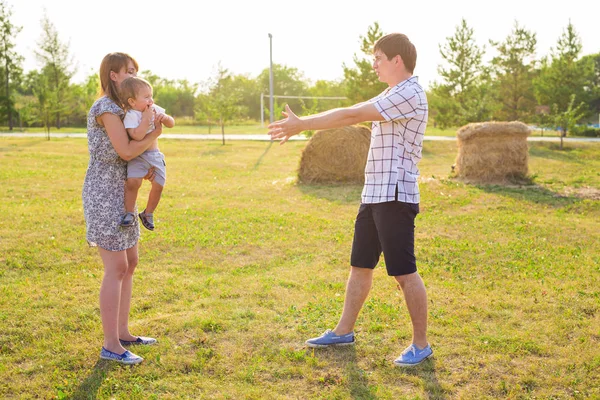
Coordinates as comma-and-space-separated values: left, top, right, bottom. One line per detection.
228, 74, 260, 120
342, 22, 387, 103
257, 64, 307, 121
429, 18, 491, 127
34, 11, 74, 129
0, 0, 23, 130
23, 70, 52, 138
64, 72, 98, 126
577, 52, 600, 120
204, 64, 244, 144
489, 21, 538, 122
140, 70, 198, 118
534, 21, 591, 119
307, 79, 349, 113
552, 94, 586, 150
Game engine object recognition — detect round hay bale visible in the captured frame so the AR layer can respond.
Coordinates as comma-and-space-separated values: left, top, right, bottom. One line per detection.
298, 125, 371, 184
455, 121, 531, 183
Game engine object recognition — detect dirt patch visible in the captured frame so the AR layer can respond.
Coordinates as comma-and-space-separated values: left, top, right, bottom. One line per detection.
562, 187, 600, 200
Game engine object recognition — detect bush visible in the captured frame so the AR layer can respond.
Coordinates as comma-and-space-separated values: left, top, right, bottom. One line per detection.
570, 125, 600, 137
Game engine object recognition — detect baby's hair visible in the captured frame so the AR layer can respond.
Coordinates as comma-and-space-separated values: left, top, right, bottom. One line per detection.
119, 76, 153, 111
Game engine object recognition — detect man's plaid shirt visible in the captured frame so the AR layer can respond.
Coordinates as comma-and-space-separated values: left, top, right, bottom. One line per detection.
361, 76, 428, 204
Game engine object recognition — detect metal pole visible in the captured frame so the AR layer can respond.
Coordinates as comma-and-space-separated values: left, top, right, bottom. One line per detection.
260, 93, 264, 127
269, 33, 274, 124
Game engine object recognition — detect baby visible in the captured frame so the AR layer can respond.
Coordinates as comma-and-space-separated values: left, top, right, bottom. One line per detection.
119, 76, 175, 230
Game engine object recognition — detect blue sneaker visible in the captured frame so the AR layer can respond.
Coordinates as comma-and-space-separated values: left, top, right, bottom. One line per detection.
120, 336, 157, 346
305, 329, 355, 348
138, 210, 154, 231
393, 344, 433, 367
119, 212, 136, 227
100, 347, 143, 365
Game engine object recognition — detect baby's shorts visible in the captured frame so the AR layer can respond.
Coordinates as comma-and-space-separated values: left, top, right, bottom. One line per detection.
127, 149, 166, 187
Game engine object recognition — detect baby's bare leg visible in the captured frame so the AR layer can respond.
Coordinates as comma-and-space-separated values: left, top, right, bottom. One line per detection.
145, 181, 163, 214
125, 178, 143, 213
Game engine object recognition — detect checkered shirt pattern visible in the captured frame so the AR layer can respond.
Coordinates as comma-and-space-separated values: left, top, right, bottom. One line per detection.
361, 76, 428, 204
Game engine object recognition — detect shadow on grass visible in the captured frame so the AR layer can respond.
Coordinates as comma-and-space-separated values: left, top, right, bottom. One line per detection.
402, 358, 447, 400
311, 346, 378, 399
0, 140, 44, 153
253, 141, 273, 170
529, 142, 582, 163
474, 181, 583, 208
68, 359, 114, 400
298, 183, 363, 205
199, 144, 228, 157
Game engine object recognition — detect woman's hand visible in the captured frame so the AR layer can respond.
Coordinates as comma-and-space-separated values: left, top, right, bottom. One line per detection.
143, 166, 156, 182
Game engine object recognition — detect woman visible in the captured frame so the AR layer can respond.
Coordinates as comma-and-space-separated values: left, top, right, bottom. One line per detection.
82, 52, 162, 364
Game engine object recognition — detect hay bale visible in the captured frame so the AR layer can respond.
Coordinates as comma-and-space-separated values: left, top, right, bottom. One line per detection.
298, 125, 371, 184
455, 121, 531, 183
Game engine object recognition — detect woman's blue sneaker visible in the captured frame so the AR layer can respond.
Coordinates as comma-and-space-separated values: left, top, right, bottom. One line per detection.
100, 347, 143, 365
305, 329, 355, 348
393, 344, 433, 367
120, 336, 157, 346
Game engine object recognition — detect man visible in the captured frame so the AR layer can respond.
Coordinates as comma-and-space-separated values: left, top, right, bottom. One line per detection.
268, 33, 432, 367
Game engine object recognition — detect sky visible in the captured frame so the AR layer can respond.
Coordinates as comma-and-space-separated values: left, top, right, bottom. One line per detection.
9, 0, 600, 92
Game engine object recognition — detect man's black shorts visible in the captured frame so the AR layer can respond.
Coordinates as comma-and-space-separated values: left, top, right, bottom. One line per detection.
350, 200, 419, 276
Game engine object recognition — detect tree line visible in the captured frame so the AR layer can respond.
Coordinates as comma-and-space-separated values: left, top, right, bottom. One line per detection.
0, 1, 598, 136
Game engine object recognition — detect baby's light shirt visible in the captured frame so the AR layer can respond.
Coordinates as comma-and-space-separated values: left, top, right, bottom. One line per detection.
123, 104, 166, 134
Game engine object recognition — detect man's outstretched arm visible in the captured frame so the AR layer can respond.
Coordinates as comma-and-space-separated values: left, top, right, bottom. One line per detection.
268, 102, 384, 144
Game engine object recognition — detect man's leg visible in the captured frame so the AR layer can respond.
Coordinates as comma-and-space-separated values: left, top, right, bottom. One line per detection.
305, 204, 378, 347
334, 266, 374, 335
395, 272, 428, 348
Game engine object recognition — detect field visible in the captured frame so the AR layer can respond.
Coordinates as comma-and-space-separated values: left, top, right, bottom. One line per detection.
0, 137, 599, 399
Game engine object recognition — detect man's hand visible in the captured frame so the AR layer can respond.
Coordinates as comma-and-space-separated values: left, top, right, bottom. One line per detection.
267, 105, 305, 145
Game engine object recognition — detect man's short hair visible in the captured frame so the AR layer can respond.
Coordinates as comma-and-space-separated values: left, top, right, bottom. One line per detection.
374, 33, 417, 74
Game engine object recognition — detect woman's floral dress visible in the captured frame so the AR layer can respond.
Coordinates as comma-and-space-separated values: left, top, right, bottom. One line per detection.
82, 96, 139, 251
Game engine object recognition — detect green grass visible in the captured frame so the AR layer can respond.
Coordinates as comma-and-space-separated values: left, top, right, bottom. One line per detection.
0, 138, 599, 399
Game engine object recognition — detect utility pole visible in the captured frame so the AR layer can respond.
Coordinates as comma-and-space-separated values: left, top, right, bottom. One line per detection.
268, 33, 274, 124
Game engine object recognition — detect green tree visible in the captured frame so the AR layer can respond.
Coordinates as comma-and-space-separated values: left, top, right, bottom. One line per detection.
22, 69, 52, 138
0, 0, 23, 130
34, 11, 74, 129
489, 21, 538, 122
552, 94, 586, 150
140, 70, 198, 117
342, 22, 387, 103
194, 92, 217, 132
205, 64, 244, 143
65, 72, 98, 126
577, 52, 600, 120
534, 21, 591, 119
229, 74, 260, 120
429, 18, 491, 127
307, 79, 349, 113
257, 64, 307, 121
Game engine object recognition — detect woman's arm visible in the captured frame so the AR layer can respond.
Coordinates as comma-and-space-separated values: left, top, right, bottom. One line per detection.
101, 113, 162, 161
127, 126, 148, 141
